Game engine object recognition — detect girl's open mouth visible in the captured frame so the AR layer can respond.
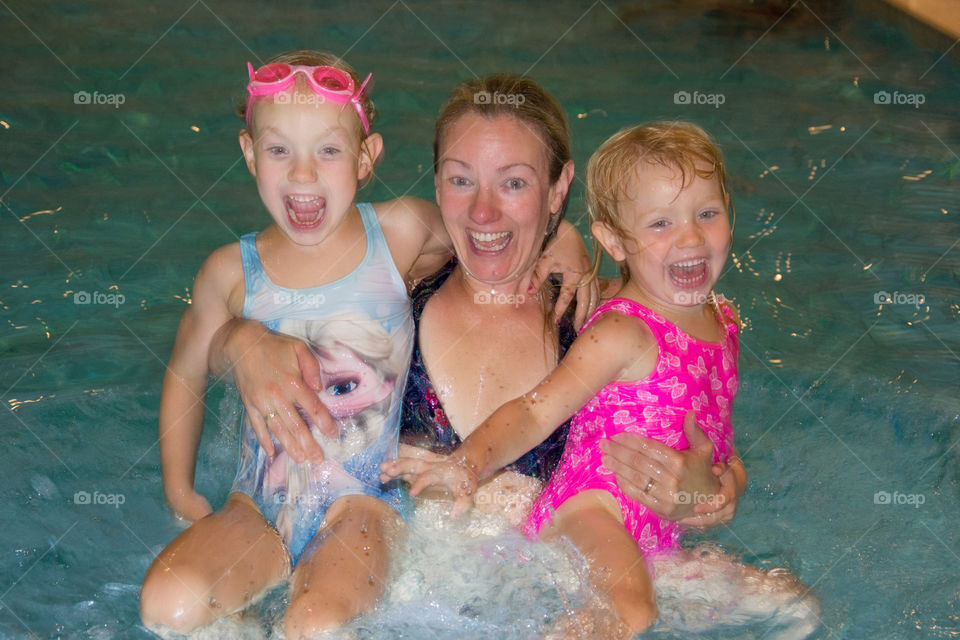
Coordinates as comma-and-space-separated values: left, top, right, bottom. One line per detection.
285, 195, 326, 229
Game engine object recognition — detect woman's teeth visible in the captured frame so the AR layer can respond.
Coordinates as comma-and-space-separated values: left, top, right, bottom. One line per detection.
469, 230, 512, 252
669, 258, 708, 284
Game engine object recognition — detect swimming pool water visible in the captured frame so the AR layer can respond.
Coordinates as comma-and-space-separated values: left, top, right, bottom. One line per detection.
1, 1, 958, 638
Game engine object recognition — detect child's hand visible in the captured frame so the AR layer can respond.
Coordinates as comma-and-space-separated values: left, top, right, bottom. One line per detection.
678, 462, 740, 528
167, 488, 213, 523
528, 220, 598, 330
379, 456, 479, 517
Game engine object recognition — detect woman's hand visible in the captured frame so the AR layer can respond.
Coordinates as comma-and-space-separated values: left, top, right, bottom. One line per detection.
529, 220, 598, 330
209, 318, 334, 464
380, 455, 479, 517
599, 410, 739, 524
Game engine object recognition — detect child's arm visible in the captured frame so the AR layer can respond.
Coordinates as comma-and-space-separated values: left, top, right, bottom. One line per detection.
159, 245, 241, 521
375, 196, 454, 287
381, 313, 654, 515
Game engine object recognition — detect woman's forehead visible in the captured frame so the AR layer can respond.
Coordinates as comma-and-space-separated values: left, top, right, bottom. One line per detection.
440, 112, 549, 170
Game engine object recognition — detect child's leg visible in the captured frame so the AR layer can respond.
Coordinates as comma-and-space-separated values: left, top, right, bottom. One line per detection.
284, 494, 403, 639
546, 489, 658, 637
140, 492, 290, 633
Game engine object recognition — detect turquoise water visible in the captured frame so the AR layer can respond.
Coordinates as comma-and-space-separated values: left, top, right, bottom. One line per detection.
2, 1, 958, 638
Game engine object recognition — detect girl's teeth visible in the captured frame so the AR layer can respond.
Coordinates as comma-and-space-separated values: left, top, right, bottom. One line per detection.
669, 258, 707, 283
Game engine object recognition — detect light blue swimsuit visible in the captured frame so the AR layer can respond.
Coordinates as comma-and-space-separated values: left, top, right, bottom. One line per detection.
231, 203, 413, 564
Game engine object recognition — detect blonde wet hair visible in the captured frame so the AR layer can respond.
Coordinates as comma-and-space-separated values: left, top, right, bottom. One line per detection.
587, 121, 733, 280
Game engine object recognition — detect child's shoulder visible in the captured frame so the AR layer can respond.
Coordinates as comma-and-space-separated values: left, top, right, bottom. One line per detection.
373, 196, 438, 227
572, 305, 658, 382
581, 305, 657, 354
192, 241, 245, 313
198, 241, 243, 278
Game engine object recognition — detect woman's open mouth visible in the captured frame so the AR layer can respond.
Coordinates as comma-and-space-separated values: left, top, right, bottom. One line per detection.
285, 195, 326, 230
468, 230, 512, 253
668, 258, 709, 289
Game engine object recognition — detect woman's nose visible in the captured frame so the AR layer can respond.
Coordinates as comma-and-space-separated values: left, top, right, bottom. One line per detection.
469, 186, 500, 225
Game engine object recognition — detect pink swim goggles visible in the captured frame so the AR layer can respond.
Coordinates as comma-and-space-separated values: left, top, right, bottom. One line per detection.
245, 62, 373, 134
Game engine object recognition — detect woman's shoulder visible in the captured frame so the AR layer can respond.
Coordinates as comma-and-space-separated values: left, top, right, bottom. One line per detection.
409, 257, 457, 320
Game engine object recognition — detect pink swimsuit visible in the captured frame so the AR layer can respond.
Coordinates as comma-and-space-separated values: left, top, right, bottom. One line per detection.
524, 297, 739, 556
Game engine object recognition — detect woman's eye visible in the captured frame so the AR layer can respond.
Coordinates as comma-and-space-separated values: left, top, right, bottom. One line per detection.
450, 176, 471, 187
326, 379, 359, 396
506, 178, 526, 190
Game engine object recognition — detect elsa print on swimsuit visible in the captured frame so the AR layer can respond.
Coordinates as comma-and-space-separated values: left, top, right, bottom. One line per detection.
264, 312, 406, 544
281, 312, 402, 460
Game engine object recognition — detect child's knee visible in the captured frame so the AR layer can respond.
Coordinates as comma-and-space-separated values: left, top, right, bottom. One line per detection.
139, 563, 218, 633
284, 592, 356, 639
614, 592, 658, 636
